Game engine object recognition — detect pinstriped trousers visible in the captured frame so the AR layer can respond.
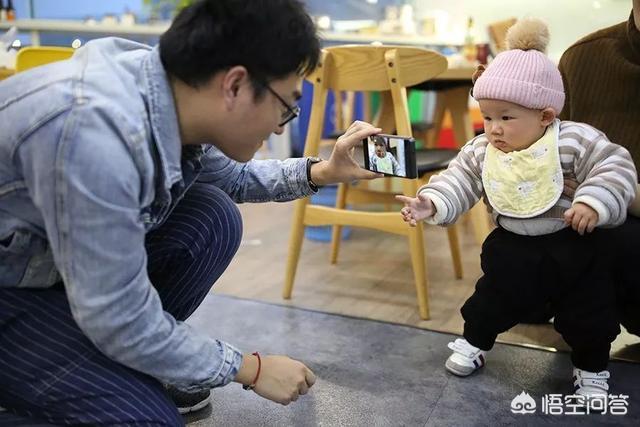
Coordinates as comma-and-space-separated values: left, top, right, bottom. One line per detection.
0, 183, 243, 426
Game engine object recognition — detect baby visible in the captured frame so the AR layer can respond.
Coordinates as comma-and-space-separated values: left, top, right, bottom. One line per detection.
369, 135, 399, 174
398, 18, 637, 406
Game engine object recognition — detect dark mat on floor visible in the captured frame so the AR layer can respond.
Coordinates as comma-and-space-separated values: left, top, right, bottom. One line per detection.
185, 295, 640, 426
2, 294, 638, 426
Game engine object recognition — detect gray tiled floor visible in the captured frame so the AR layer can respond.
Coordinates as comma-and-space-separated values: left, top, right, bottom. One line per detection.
186, 295, 640, 426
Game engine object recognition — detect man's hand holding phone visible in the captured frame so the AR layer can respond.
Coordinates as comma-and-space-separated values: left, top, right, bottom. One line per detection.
311, 121, 383, 185
396, 193, 435, 226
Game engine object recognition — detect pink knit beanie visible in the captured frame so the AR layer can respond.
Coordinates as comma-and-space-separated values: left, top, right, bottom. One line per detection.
473, 18, 565, 115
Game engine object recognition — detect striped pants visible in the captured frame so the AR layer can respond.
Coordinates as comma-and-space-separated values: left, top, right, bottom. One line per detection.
0, 183, 243, 426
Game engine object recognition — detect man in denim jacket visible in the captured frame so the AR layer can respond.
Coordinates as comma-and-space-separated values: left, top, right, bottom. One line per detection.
0, 1, 381, 424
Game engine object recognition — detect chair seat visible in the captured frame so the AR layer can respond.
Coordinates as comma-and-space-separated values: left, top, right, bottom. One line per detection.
416, 148, 459, 176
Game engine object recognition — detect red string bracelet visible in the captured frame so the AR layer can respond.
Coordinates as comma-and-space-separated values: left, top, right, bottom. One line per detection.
242, 352, 261, 390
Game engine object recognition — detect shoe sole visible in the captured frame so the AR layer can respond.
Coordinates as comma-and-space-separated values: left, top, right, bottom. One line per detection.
445, 359, 479, 377
177, 396, 211, 415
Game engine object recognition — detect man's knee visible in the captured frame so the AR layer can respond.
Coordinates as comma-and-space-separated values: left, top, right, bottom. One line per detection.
152, 183, 243, 263
181, 183, 243, 260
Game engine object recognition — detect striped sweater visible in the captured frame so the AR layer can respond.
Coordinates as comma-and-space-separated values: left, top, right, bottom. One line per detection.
419, 120, 637, 236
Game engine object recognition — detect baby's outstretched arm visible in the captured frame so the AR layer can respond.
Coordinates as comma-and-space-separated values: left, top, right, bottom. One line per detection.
396, 193, 436, 227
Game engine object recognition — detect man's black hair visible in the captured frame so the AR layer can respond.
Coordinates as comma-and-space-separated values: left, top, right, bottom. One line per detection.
159, 0, 320, 96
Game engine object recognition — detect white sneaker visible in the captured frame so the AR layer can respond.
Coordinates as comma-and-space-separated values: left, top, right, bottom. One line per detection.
573, 367, 609, 410
445, 338, 487, 376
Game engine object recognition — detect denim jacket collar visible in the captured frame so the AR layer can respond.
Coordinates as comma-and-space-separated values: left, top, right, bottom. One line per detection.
141, 47, 184, 192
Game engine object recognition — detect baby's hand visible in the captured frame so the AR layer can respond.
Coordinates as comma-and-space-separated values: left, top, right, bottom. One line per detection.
396, 193, 436, 227
563, 202, 598, 235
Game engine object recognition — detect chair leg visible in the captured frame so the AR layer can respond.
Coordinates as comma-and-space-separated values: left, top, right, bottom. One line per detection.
446, 225, 463, 279
283, 198, 310, 299
330, 183, 348, 264
408, 224, 430, 320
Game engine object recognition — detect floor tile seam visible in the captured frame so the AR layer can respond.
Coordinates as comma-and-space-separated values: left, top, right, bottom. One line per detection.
423, 374, 451, 426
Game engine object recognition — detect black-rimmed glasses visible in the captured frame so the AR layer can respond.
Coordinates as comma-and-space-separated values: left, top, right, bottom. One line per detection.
260, 81, 300, 127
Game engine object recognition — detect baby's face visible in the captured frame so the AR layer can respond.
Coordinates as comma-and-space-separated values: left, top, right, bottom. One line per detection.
374, 143, 386, 157
479, 99, 551, 153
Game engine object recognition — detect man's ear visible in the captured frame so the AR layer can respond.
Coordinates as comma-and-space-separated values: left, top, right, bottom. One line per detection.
540, 108, 556, 126
221, 66, 249, 110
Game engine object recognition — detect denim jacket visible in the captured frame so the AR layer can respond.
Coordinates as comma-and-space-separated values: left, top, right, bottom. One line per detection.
0, 38, 314, 390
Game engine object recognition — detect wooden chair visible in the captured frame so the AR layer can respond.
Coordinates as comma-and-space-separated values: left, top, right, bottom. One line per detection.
15, 46, 74, 73
283, 45, 463, 320
488, 18, 517, 54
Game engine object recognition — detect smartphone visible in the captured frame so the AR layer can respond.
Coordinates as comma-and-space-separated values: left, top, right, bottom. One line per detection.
362, 134, 417, 179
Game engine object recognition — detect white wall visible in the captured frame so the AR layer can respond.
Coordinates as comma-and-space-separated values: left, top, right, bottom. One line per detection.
413, 0, 633, 61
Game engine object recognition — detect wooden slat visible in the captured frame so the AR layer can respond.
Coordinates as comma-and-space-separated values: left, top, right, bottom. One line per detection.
345, 188, 400, 205
304, 205, 409, 236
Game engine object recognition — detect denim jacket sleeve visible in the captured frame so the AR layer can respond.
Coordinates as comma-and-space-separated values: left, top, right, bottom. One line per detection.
19, 103, 242, 391
197, 145, 316, 202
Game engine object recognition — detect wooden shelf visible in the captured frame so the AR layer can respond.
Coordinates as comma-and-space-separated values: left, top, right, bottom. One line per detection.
0, 19, 169, 36
0, 19, 462, 48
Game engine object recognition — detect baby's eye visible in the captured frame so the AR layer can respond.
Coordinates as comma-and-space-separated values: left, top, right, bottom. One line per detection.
483, 116, 492, 121
501, 116, 512, 121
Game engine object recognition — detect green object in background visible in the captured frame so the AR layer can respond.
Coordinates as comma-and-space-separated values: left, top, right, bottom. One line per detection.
408, 91, 423, 123
409, 91, 428, 148
368, 91, 424, 124
367, 91, 427, 148
370, 91, 380, 119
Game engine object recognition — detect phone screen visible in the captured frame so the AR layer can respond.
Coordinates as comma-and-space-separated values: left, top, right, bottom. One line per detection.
363, 134, 417, 179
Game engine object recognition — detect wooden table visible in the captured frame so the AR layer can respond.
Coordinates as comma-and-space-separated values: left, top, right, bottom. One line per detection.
428, 67, 475, 149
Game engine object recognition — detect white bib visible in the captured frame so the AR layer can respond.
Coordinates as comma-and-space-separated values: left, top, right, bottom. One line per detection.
376, 155, 394, 174
482, 120, 563, 218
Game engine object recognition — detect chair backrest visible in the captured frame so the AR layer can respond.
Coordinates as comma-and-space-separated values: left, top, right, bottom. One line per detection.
488, 18, 517, 53
303, 44, 447, 157
308, 45, 447, 93
15, 46, 75, 72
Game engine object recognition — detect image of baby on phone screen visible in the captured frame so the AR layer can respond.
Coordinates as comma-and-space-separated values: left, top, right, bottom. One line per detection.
369, 136, 400, 174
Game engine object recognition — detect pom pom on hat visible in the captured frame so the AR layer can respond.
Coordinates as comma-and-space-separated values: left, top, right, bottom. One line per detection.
473, 17, 565, 114
506, 17, 550, 52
